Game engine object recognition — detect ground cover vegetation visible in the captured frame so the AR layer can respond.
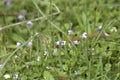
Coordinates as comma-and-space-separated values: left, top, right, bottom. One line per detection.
0, 0, 120, 80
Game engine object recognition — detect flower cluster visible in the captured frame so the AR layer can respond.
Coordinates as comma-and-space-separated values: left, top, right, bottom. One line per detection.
17, 9, 26, 20
55, 41, 66, 47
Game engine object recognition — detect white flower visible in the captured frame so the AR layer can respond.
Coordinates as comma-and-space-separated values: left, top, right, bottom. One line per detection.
44, 51, 49, 56
74, 71, 78, 75
104, 32, 109, 36
4, 74, 10, 79
83, 32, 87, 35
26, 65, 30, 68
16, 42, 21, 47
110, 27, 117, 32
46, 66, 51, 69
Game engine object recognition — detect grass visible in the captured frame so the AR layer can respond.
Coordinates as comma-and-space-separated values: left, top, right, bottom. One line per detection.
0, 0, 120, 80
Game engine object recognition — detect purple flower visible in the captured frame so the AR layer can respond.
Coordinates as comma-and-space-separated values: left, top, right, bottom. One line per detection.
26, 21, 33, 27
60, 41, 66, 45
68, 30, 75, 34
17, 14, 24, 20
27, 40, 32, 47
55, 41, 60, 47
73, 40, 79, 45
97, 25, 102, 31
82, 32, 87, 40
54, 41, 66, 47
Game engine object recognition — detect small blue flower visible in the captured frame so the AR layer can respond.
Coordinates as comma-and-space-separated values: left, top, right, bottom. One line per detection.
27, 21, 33, 27
97, 25, 102, 31
16, 42, 21, 47
27, 40, 32, 47
55, 41, 60, 47
68, 30, 75, 34
82, 32, 87, 40
73, 40, 79, 45
55, 41, 66, 47
60, 41, 66, 45
17, 14, 24, 20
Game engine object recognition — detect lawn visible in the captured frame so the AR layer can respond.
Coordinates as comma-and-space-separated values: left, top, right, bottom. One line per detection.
0, 0, 120, 80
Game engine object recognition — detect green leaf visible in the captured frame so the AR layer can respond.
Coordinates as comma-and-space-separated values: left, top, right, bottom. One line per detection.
43, 71, 55, 80
10, 34, 25, 43
104, 63, 111, 72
